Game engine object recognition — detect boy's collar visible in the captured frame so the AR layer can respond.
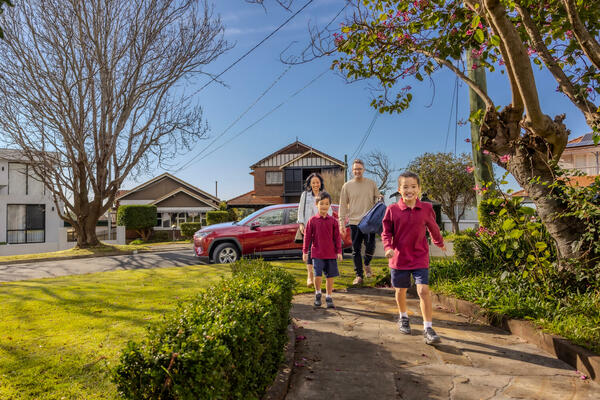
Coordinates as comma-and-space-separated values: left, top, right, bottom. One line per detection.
397, 198, 422, 210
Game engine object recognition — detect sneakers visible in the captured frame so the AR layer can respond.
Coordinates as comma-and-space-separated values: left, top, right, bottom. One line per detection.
352, 276, 363, 285
398, 316, 411, 334
424, 327, 441, 344
364, 265, 372, 278
326, 296, 335, 309
314, 293, 322, 307
307, 277, 314, 288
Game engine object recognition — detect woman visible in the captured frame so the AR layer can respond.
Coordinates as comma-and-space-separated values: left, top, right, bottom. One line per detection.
297, 172, 332, 287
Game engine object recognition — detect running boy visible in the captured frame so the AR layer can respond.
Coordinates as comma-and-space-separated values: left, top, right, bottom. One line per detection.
303, 191, 343, 309
382, 172, 446, 344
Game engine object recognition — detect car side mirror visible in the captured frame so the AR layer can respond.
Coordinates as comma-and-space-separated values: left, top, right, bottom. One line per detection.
250, 221, 261, 230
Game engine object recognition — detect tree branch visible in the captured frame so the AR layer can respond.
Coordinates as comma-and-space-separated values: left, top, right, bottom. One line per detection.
563, 0, 600, 70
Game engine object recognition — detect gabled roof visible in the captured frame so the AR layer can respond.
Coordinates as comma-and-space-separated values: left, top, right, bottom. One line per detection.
116, 172, 220, 204
227, 190, 284, 207
250, 140, 312, 168
567, 133, 597, 148
151, 188, 218, 209
278, 149, 345, 169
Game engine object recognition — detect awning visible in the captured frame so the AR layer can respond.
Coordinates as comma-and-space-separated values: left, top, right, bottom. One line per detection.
156, 207, 214, 213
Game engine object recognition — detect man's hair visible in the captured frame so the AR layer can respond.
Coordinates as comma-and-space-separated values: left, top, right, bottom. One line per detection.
315, 190, 332, 204
398, 171, 420, 186
352, 159, 364, 167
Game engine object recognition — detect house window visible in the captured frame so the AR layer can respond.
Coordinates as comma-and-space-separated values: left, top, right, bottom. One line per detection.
8, 163, 45, 196
7, 204, 46, 244
266, 171, 283, 185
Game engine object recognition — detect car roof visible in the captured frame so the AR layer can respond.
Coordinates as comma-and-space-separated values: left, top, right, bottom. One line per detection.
258, 203, 339, 212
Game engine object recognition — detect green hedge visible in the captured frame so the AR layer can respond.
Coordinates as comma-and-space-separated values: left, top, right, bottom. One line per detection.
117, 205, 157, 230
206, 210, 230, 225
113, 259, 296, 399
180, 222, 202, 238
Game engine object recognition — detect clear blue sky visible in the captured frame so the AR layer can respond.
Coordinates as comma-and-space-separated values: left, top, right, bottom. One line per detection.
125, 0, 591, 201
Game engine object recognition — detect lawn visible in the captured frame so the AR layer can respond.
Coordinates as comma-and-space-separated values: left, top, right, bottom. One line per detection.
0, 258, 389, 399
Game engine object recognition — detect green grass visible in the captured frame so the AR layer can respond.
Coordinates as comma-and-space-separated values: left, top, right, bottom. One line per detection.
0, 258, 388, 399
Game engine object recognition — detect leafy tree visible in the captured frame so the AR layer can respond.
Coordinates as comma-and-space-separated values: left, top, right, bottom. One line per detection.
0, 0, 12, 40
407, 153, 476, 233
330, 0, 600, 265
117, 205, 158, 242
0, 0, 229, 247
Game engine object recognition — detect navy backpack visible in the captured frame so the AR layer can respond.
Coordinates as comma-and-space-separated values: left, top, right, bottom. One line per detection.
358, 200, 386, 234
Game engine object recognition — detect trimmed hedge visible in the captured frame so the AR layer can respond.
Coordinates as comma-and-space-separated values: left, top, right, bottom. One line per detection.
180, 222, 202, 238
113, 259, 296, 399
117, 205, 157, 241
206, 210, 230, 225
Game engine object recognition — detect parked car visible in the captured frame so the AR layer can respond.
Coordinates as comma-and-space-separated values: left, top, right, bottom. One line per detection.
193, 203, 352, 263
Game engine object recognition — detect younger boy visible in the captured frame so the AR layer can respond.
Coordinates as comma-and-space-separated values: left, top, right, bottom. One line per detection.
382, 172, 446, 344
303, 191, 343, 309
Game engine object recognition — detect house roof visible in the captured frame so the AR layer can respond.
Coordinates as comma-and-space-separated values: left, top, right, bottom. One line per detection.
511, 175, 598, 198
250, 140, 344, 169
151, 188, 218, 209
227, 190, 284, 207
278, 149, 346, 169
567, 133, 597, 148
116, 172, 220, 204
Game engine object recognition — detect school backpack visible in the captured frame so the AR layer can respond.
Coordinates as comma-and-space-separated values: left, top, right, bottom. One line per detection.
358, 200, 386, 235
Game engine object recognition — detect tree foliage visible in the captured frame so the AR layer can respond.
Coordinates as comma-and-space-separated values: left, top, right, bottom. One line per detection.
407, 152, 476, 233
329, 0, 600, 265
0, 0, 229, 247
117, 205, 157, 241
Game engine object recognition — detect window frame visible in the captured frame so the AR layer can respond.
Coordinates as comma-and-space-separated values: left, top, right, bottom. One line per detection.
6, 204, 46, 244
265, 171, 283, 185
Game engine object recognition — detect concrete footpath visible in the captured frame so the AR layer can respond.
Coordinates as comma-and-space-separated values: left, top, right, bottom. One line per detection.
286, 287, 600, 400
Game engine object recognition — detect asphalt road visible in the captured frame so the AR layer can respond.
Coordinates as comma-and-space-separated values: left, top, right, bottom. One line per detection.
0, 249, 205, 282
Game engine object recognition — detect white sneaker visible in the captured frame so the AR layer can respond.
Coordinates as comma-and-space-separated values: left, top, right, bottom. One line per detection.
364, 265, 372, 278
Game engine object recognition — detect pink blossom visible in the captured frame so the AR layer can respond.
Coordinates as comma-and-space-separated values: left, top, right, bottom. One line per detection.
483, 150, 490, 155
466, 29, 474, 35
489, 211, 496, 215
478, 22, 483, 29
401, 85, 412, 91
586, 87, 593, 93
499, 154, 512, 163
499, 58, 505, 66
565, 30, 574, 39
465, 138, 471, 143
466, 166, 474, 173
527, 48, 537, 56
472, 64, 478, 70
377, 32, 386, 41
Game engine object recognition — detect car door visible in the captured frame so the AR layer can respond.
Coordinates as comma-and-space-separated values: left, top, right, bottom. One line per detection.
283, 206, 302, 250
242, 208, 288, 253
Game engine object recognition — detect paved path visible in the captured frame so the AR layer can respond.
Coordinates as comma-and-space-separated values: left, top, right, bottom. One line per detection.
287, 287, 600, 400
0, 247, 203, 282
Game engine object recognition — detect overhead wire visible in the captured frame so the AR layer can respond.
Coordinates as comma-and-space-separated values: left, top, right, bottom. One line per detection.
350, 111, 379, 161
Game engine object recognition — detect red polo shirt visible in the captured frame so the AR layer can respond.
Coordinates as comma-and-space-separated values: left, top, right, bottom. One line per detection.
303, 214, 342, 259
381, 199, 444, 270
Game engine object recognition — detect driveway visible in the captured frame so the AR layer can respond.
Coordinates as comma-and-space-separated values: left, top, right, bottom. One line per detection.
0, 249, 204, 282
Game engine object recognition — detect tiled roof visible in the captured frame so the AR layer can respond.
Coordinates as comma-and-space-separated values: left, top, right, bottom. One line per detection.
511, 175, 598, 198
567, 133, 597, 147
227, 190, 284, 207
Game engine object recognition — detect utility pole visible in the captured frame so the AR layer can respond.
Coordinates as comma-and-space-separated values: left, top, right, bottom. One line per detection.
344, 154, 348, 182
215, 181, 218, 198
467, 51, 494, 208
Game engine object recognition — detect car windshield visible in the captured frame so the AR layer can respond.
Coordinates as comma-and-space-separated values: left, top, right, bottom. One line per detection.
236, 208, 267, 226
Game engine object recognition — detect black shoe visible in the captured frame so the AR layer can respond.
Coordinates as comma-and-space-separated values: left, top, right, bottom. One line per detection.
314, 293, 322, 307
398, 317, 411, 334
424, 327, 441, 344
326, 296, 335, 309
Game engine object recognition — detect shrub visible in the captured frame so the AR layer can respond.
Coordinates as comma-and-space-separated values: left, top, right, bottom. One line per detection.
180, 222, 202, 238
129, 239, 144, 245
150, 230, 169, 242
206, 210, 230, 225
117, 205, 157, 241
452, 234, 480, 267
113, 259, 295, 399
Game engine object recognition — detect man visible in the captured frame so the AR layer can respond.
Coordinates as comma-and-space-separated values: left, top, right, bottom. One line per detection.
339, 159, 381, 285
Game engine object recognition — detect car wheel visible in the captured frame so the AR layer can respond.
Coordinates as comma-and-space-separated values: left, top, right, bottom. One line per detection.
213, 243, 240, 264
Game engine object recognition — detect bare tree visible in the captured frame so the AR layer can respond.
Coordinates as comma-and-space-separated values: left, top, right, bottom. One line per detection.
363, 150, 395, 195
0, 0, 229, 247
0, 0, 12, 39
321, 170, 345, 205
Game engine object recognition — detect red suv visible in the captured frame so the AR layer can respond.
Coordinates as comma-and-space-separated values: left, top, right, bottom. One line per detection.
193, 203, 352, 263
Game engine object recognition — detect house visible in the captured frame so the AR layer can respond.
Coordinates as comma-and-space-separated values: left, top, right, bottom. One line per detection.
0, 149, 63, 255
228, 140, 346, 208
559, 133, 600, 175
116, 173, 220, 236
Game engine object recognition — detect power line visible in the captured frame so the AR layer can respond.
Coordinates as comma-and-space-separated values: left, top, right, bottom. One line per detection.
444, 75, 459, 152
350, 111, 379, 161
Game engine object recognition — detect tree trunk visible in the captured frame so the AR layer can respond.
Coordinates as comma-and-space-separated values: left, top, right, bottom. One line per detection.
451, 219, 460, 234
74, 199, 102, 248
480, 106, 585, 264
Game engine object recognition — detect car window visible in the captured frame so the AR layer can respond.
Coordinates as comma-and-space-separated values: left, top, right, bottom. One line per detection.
287, 207, 298, 224
254, 209, 285, 227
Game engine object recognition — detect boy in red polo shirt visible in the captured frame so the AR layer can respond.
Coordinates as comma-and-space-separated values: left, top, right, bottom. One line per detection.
382, 172, 446, 344
303, 191, 343, 309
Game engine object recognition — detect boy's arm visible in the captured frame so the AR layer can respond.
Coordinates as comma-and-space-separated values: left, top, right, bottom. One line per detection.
381, 206, 394, 251
333, 219, 342, 255
302, 219, 312, 254
425, 205, 445, 249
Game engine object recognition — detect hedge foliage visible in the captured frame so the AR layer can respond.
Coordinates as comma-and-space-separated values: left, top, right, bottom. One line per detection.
113, 259, 295, 399
180, 222, 202, 238
117, 205, 157, 230
206, 210, 230, 225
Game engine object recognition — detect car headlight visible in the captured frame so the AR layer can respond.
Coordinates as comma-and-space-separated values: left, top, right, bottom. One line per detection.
194, 231, 212, 239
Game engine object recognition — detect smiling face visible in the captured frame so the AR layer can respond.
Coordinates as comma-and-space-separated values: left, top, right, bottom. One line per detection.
310, 176, 321, 194
398, 177, 420, 204
317, 197, 331, 216
352, 162, 364, 179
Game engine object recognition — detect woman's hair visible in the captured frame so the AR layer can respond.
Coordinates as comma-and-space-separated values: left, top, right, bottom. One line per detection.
304, 172, 325, 191
398, 171, 421, 186
315, 190, 332, 204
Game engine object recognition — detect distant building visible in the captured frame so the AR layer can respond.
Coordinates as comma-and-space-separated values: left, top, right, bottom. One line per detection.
559, 133, 600, 175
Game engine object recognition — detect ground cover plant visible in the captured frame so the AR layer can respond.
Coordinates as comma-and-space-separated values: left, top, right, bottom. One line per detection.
0, 258, 375, 399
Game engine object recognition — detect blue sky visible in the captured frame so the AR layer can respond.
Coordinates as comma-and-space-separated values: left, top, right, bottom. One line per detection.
125, 0, 591, 201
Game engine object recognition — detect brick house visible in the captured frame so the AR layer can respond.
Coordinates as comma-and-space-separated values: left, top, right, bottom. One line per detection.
228, 141, 346, 208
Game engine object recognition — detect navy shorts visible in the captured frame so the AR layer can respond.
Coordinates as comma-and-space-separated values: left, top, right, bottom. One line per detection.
390, 268, 429, 288
313, 258, 340, 278
305, 250, 313, 266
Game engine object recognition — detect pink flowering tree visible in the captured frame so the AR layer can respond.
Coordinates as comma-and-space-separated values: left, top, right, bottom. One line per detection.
330, 0, 600, 265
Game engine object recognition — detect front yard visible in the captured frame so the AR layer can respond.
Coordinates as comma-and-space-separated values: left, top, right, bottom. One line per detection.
0, 258, 388, 399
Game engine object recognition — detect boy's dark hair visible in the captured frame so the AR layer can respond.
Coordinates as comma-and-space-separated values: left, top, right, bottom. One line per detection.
398, 171, 420, 186
315, 190, 332, 204
304, 172, 325, 191
352, 158, 364, 167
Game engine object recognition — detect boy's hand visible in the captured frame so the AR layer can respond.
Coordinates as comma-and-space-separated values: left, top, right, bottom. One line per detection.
441, 245, 447, 252
302, 253, 308, 263
339, 224, 346, 237
337, 253, 343, 262
385, 249, 394, 258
